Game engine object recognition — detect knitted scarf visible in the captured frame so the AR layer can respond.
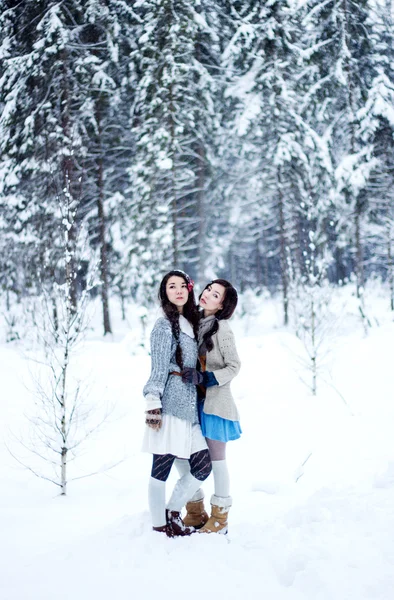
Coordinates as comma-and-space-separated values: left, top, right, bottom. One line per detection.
198, 314, 217, 350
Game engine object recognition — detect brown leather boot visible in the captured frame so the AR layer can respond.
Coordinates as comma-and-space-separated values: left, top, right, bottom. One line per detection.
166, 509, 195, 537
183, 499, 209, 529
198, 495, 232, 534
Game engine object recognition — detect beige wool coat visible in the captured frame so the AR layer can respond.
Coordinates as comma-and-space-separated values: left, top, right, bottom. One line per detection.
203, 320, 241, 421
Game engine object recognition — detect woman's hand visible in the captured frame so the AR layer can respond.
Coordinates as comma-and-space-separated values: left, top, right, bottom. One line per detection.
181, 367, 204, 385
181, 368, 219, 388
145, 408, 162, 431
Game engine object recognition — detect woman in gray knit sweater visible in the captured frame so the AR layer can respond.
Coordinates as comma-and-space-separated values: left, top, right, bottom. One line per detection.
180, 279, 241, 534
142, 270, 212, 538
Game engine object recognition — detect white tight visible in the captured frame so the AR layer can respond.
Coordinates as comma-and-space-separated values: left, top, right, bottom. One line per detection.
175, 438, 230, 501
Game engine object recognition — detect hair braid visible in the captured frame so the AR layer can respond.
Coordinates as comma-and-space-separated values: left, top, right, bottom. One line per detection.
202, 318, 219, 352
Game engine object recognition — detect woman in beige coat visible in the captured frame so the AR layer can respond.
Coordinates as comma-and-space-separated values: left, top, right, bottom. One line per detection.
180, 279, 241, 534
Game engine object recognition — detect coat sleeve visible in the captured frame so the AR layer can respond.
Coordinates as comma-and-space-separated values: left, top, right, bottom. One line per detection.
211, 323, 241, 386
143, 319, 173, 408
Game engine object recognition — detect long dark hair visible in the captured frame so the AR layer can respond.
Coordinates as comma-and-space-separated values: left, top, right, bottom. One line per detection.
199, 279, 238, 352
159, 270, 199, 369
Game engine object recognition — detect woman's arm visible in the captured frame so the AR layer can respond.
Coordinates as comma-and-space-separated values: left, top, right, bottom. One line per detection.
143, 319, 173, 409
211, 323, 241, 386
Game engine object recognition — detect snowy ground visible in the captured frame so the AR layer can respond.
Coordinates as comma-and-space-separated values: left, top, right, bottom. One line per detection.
1, 286, 394, 600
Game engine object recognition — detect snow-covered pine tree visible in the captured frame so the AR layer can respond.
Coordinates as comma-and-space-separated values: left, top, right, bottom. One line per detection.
130, 0, 220, 282
0, 1, 140, 329
303, 1, 375, 299
0, 1, 94, 308
357, 0, 394, 310
289, 229, 334, 395
73, 0, 139, 334
220, 0, 307, 323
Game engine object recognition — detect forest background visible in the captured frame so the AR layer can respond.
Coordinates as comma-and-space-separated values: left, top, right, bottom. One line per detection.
1, 0, 394, 335
1, 5, 394, 596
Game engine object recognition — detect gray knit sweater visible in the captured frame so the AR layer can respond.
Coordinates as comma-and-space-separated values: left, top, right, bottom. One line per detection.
203, 319, 241, 421
143, 317, 199, 424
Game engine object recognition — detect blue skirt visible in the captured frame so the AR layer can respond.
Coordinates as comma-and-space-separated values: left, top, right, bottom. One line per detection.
199, 403, 242, 442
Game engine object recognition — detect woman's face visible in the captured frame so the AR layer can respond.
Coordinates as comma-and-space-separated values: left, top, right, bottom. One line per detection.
166, 276, 189, 312
200, 283, 225, 316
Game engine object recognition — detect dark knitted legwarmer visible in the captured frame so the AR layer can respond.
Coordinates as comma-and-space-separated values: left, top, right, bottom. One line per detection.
189, 449, 212, 481
151, 454, 176, 482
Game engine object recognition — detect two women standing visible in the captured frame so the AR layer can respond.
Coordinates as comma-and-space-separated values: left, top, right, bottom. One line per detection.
142, 270, 241, 538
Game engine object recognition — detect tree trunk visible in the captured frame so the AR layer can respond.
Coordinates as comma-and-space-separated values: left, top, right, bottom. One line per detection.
343, 0, 365, 299
52, 296, 59, 343
387, 214, 394, 311
169, 82, 179, 267
354, 208, 364, 297
64, 183, 78, 314
119, 283, 126, 321
60, 327, 70, 496
255, 233, 263, 288
310, 289, 317, 395
277, 172, 289, 325
196, 37, 207, 284
61, 50, 78, 312
61, 445, 67, 496
95, 103, 112, 335
197, 142, 206, 286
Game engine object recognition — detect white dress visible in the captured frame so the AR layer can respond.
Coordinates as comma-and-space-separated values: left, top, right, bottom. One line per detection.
142, 315, 207, 459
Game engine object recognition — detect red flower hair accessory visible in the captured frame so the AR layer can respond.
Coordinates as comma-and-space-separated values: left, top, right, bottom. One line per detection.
187, 279, 194, 292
